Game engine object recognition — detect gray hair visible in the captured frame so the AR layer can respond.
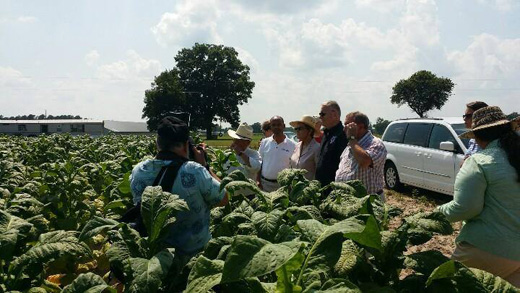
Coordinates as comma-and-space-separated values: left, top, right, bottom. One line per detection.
322, 100, 341, 117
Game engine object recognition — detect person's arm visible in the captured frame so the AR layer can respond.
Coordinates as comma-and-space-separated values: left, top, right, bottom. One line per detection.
192, 143, 229, 206
348, 139, 373, 169
438, 157, 486, 222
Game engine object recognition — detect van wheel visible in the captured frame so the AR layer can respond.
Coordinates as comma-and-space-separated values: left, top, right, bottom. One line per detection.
385, 162, 402, 191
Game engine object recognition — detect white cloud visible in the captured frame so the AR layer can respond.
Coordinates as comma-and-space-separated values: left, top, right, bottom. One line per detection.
355, 0, 404, 13
0, 66, 32, 88
478, 0, 517, 12
400, 0, 439, 47
151, 0, 222, 47
235, 47, 259, 73
96, 50, 162, 80
447, 33, 520, 79
84, 50, 100, 67
16, 16, 38, 23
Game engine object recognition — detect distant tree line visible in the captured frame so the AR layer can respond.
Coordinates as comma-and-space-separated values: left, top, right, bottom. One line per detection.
0, 114, 83, 120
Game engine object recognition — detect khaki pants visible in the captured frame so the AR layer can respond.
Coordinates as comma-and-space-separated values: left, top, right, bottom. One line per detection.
260, 178, 280, 192
452, 242, 520, 287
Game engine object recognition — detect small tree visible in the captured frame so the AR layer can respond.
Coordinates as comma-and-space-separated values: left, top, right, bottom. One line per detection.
373, 117, 391, 136
251, 122, 262, 133
390, 70, 454, 118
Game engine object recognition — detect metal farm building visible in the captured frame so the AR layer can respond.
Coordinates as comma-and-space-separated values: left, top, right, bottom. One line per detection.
0, 119, 150, 136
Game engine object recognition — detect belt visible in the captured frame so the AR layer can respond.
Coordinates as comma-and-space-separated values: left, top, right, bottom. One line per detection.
261, 175, 278, 183
375, 189, 384, 195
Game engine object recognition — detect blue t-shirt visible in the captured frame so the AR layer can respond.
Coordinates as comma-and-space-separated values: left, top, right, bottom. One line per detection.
130, 160, 225, 256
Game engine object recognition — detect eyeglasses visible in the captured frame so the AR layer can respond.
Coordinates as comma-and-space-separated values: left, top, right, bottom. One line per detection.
319, 112, 326, 117
294, 127, 305, 131
462, 114, 473, 120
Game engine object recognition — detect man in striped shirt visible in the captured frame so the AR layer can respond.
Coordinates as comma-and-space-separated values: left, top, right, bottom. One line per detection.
335, 111, 387, 201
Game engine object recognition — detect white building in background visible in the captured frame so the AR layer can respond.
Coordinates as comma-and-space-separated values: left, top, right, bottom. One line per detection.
0, 120, 150, 136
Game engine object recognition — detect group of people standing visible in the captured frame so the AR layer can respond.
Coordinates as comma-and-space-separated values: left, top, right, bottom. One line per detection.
226, 100, 387, 199
128, 100, 519, 287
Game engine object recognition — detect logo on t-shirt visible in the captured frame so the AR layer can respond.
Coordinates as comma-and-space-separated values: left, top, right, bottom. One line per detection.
330, 136, 337, 144
181, 172, 196, 188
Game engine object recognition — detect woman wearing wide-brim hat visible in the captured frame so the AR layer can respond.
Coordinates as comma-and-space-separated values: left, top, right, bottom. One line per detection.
289, 115, 321, 180
438, 106, 520, 286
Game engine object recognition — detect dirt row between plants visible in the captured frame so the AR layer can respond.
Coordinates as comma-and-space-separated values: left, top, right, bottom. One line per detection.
385, 188, 462, 258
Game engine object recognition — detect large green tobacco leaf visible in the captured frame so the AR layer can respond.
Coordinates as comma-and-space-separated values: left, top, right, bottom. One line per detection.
404, 250, 449, 276
9, 230, 92, 280
221, 235, 304, 283
277, 169, 308, 187
251, 209, 284, 242
140, 186, 189, 252
334, 240, 363, 277
125, 248, 176, 293
106, 224, 149, 276
0, 209, 33, 261
403, 212, 453, 245
79, 216, 122, 241
219, 170, 250, 191
62, 272, 115, 293
426, 260, 519, 292
224, 180, 263, 198
319, 192, 377, 221
275, 252, 305, 293
186, 256, 224, 293
295, 216, 381, 288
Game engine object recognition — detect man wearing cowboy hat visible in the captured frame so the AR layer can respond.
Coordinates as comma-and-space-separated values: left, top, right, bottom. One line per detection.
227, 122, 261, 180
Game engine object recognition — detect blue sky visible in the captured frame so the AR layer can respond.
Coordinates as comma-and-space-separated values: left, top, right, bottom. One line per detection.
1, 0, 519, 125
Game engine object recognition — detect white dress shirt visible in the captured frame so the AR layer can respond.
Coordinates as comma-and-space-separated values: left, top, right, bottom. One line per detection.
258, 136, 296, 180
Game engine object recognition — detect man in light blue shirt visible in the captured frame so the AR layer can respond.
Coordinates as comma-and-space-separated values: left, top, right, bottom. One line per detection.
130, 117, 228, 257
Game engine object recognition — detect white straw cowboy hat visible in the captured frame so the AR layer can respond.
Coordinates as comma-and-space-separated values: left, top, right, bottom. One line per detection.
459, 106, 520, 139
228, 123, 254, 141
289, 115, 318, 129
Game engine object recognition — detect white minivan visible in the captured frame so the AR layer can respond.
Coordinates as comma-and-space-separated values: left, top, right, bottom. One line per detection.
382, 118, 469, 196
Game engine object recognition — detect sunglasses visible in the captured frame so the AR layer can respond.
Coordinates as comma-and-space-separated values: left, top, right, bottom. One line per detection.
319, 112, 326, 117
462, 114, 473, 120
294, 127, 306, 131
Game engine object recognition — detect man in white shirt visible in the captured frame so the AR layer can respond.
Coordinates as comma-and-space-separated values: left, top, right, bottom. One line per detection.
227, 123, 261, 180
258, 116, 296, 192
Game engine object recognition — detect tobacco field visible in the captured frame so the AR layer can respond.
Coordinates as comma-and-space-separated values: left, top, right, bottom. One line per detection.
0, 134, 518, 292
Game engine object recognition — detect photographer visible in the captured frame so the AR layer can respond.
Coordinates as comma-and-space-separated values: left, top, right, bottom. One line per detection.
130, 117, 228, 258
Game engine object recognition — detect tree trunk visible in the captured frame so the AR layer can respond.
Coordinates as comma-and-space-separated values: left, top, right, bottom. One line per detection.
206, 124, 214, 140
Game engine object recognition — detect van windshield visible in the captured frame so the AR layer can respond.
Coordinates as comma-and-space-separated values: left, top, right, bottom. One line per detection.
450, 123, 470, 148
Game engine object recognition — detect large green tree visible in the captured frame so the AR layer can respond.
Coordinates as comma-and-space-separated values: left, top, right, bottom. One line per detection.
175, 43, 255, 139
142, 69, 186, 131
390, 70, 454, 118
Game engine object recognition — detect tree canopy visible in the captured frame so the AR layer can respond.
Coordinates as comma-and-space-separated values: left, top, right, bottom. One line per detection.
0, 114, 82, 120
142, 43, 255, 137
390, 70, 454, 118
142, 69, 186, 131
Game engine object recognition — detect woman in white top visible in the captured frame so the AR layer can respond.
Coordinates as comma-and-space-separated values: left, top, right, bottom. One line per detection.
289, 115, 321, 180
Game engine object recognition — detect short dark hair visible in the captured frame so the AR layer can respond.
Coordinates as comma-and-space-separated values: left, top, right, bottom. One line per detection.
156, 116, 189, 150
345, 111, 370, 129
466, 101, 488, 111
270, 116, 284, 124
261, 120, 271, 131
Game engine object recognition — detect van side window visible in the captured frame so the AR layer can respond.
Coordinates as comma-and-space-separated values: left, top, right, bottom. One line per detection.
428, 125, 462, 153
403, 123, 432, 147
382, 123, 407, 143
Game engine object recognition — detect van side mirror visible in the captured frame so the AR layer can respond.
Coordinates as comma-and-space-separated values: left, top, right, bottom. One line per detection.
440, 141, 455, 152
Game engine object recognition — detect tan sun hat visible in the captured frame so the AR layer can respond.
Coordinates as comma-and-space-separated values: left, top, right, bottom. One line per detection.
289, 115, 318, 129
228, 122, 253, 140
459, 106, 520, 139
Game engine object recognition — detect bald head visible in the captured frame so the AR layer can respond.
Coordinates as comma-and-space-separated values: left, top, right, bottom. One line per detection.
270, 115, 285, 136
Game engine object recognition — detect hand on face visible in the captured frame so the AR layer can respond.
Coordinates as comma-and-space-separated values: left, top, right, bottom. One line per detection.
344, 122, 358, 138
